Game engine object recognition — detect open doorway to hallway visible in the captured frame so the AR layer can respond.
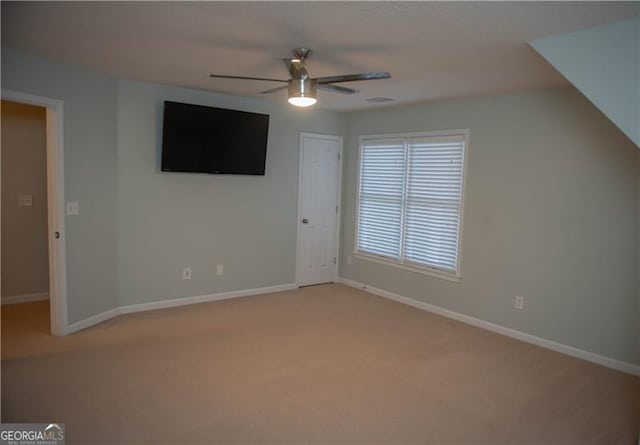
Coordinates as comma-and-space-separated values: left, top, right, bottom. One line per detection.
1, 100, 50, 333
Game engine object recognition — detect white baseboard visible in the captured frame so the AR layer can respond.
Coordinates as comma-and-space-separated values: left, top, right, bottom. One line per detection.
65, 283, 298, 335
66, 307, 121, 335
337, 277, 640, 377
1, 292, 49, 305
119, 283, 297, 314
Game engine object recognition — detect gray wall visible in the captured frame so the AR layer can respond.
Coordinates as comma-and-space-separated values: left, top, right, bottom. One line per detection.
1, 48, 119, 322
341, 88, 640, 365
116, 80, 346, 304
1, 100, 49, 298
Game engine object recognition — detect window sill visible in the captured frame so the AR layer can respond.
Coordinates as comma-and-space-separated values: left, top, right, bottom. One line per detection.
353, 252, 461, 283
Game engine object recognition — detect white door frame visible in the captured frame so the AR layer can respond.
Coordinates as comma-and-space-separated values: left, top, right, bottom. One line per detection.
2, 89, 68, 335
295, 132, 343, 286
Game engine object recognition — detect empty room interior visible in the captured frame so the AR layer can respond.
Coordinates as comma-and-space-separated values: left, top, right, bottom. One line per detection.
1, 2, 639, 444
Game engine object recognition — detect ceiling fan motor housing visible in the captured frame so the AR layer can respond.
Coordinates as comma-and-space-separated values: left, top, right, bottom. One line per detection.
288, 78, 318, 99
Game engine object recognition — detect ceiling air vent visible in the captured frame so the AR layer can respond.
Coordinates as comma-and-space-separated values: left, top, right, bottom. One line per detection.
366, 97, 394, 103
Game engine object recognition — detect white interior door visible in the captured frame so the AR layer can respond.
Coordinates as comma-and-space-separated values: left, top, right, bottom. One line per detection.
296, 133, 342, 286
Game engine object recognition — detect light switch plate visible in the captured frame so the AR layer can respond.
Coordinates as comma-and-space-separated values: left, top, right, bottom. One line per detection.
515, 295, 524, 310
216, 264, 223, 276
66, 201, 79, 215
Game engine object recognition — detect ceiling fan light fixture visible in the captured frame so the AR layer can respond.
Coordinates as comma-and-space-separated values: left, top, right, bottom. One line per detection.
288, 78, 317, 107
288, 97, 317, 107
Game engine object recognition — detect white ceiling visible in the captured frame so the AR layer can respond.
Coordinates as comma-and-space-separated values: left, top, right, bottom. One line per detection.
2, 2, 638, 111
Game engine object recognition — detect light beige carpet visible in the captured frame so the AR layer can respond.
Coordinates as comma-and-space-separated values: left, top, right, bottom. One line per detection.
2, 284, 639, 444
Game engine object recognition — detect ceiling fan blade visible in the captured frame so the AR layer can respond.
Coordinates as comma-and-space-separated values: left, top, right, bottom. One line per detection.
318, 84, 359, 95
260, 85, 289, 94
209, 74, 287, 83
316, 72, 391, 84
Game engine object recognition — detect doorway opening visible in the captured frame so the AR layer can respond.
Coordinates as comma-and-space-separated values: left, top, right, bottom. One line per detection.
1, 91, 67, 336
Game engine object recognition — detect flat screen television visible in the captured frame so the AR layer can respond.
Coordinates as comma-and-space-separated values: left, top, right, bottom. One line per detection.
161, 101, 269, 175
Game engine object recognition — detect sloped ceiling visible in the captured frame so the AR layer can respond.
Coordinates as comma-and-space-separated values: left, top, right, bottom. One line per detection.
531, 18, 639, 146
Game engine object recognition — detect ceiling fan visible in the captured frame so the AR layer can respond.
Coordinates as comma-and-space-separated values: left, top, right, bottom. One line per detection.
209, 47, 391, 107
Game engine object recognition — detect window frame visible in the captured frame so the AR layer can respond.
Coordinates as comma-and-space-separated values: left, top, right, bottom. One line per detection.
354, 129, 469, 283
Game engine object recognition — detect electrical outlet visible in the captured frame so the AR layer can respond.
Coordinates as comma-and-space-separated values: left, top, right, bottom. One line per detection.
182, 267, 191, 280
515, 295, 524, 310
216, 264, 223, 276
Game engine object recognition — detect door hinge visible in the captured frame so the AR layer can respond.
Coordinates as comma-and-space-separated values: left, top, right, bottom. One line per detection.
336, 205, 339, 214
338, 153, 341, 161
333, 257, 337, 265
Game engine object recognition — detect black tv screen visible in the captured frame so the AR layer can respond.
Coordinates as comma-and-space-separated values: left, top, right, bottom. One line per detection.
161, 101, 269, 175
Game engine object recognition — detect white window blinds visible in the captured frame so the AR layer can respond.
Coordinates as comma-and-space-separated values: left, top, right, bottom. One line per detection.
357, 132, 466, 277
357, 139, 405, 259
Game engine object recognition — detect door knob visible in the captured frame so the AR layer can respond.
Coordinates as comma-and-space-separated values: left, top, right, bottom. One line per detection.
302, 218, 309, 224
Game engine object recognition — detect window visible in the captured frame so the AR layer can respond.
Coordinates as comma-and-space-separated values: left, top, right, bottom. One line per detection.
355, 130, 467, 281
